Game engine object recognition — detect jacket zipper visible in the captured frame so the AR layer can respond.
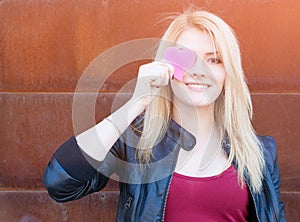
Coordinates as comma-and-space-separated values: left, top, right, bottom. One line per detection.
245, 180, 260, 222
124, 196, 133, 210
161, 174, 174, 221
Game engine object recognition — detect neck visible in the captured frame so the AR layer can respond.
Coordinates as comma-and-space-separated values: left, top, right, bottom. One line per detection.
172, 99, 218, 143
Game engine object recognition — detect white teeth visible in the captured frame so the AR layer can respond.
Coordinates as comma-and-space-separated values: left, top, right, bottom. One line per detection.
187, 84, 208, 89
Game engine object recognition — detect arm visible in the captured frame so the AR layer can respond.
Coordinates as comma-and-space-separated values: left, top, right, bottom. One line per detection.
43, 99, 142, 202
270, 138, 286, 221
42, 137, 109, 202
76, 61, 173, 162
263, 136, 286, 221
43, 62, 173, 202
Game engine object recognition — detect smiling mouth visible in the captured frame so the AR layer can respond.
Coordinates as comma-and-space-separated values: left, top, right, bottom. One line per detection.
185, 82, 211, 90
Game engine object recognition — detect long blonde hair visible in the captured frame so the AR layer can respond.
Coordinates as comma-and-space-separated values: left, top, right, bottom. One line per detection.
136, 10, 265, 193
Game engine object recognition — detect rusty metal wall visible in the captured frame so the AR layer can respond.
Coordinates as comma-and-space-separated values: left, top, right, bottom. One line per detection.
0, 0, 299, 221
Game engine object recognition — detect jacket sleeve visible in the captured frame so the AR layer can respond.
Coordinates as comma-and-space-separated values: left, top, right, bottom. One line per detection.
263, 136, 286, 221
271, 138, 286, 221
42, 136, 118, 202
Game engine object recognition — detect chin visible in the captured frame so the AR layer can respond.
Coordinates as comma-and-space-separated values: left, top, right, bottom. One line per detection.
190, 99, 215, 108
172, 94, 214, 109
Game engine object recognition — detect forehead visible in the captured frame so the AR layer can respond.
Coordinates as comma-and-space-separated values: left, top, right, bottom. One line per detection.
175, 27, 216, 55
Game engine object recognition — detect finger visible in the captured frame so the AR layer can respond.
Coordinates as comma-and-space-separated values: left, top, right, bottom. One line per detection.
138, 62, 171, 88
152, 61, 174, 79
151, 63, 172, 86
148, 74, 165, 87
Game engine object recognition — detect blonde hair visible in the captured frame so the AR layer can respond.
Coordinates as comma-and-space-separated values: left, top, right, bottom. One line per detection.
136, 10, 265, 193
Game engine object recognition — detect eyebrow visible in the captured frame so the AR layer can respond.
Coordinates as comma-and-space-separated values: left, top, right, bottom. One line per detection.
205, 51, 220, 56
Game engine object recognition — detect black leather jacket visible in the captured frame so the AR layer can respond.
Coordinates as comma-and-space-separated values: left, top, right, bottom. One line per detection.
43, 119, 286, 221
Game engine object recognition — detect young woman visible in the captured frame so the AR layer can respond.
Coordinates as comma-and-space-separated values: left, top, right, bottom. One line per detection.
43, 10, 286, 221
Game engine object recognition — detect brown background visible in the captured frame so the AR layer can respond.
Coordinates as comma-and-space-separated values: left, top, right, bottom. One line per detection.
0, 0, 299, 221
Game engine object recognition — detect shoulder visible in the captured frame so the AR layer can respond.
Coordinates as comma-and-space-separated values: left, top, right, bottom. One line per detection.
256, 135, 278, 168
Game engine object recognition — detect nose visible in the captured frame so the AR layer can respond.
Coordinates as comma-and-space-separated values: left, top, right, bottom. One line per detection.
192, 73, 206, 77
188, 57, 212, 78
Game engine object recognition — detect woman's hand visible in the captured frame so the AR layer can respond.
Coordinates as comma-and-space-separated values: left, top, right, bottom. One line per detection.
129, 61, 174, 115
76, 61, 173, 161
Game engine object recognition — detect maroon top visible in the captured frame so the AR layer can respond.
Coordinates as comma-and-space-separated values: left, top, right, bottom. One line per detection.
164, 165, 250, 222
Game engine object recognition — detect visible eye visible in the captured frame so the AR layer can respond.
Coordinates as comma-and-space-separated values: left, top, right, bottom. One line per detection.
207, 58, 222, 64
207, 57, 222, 64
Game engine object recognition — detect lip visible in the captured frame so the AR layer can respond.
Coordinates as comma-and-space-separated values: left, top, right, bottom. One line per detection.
184, 82, 211, 92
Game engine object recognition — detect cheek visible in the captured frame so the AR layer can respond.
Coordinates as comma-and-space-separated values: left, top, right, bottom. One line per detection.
219, 71, 226, 89
212, 66, 226, 89
170, 80, 192, 102
170, 80, 184, 96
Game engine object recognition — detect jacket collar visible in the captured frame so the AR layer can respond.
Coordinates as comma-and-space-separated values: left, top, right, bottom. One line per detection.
222, 137, 238, 168
130, 114, 196, 151
166, 119, 196, 151
166, 119, 234, 154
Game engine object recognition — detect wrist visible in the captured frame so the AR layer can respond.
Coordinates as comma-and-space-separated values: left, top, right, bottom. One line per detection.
126, 98, 147, 121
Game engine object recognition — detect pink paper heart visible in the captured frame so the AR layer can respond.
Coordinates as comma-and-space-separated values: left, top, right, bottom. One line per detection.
162, 46, 196, 81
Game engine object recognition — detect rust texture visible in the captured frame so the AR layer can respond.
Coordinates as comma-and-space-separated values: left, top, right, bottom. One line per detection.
0, 191, 119, 222
0, 0, 299, 221
0, 191, 298, 222
0, 0, 299, 92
